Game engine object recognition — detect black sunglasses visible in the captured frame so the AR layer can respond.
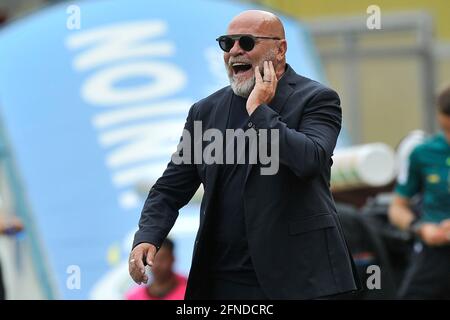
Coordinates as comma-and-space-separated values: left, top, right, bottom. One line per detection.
215, 34, 281, 52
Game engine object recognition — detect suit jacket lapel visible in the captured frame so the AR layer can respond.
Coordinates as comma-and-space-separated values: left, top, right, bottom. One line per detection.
203, 88, 233, 213
244, 64, 296, 183
269, 65, 296, 114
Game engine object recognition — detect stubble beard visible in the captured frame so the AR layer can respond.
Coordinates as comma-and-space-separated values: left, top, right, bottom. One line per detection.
226, 49, 276, 98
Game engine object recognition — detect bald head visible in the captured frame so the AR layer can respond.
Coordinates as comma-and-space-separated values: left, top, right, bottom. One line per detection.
227, 10, 285, 39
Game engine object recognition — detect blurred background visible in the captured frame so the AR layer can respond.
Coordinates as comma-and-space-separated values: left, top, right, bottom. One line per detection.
0, 0, 448, 299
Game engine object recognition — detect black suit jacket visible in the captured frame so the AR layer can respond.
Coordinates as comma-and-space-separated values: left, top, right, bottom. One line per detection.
133, 65, 359, 299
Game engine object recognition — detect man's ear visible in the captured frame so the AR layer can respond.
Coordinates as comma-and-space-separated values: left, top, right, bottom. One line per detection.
277, 39, 287, 61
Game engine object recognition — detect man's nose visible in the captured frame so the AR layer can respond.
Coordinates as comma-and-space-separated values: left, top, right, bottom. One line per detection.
229, 39, 245, 56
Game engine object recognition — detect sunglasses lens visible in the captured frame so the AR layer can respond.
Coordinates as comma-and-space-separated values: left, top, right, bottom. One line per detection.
219, 37, 234, 52
239, 36, 255, 51
217, 35, 255, 52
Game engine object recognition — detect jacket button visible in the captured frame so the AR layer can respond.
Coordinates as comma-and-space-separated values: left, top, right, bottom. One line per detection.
248, 122, 253, 128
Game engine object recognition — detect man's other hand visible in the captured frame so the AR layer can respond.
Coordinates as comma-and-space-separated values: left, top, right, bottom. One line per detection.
439, 219, 450, 240
418, 223, 450, 246
128, 242, 157, 284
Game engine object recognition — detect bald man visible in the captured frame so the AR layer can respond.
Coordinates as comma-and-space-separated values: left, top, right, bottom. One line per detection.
129, 10, 359, 299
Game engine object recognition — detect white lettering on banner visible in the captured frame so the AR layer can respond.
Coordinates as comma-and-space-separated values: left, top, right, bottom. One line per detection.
81, 62, 186, 106
92, 100, 190, 128
99, 120, 184, 168
66, 21, 174, 70
66, 20, 192, 210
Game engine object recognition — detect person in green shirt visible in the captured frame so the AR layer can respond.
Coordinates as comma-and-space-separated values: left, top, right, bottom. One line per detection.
389, 85, 450, 299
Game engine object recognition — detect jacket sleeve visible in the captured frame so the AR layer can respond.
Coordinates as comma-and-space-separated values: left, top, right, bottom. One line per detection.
132, 105, 201, 249
248, 88, 342, 179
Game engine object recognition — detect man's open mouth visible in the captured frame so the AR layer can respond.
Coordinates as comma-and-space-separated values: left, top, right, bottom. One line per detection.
231, 63, 253, 75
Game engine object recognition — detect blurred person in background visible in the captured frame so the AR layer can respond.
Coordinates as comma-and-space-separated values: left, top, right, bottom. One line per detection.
389, 85, 450, 299
0, 216, 24, 299
0, 8, 8, 26
125, 238, 187, 300
129, 10, 359, 299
